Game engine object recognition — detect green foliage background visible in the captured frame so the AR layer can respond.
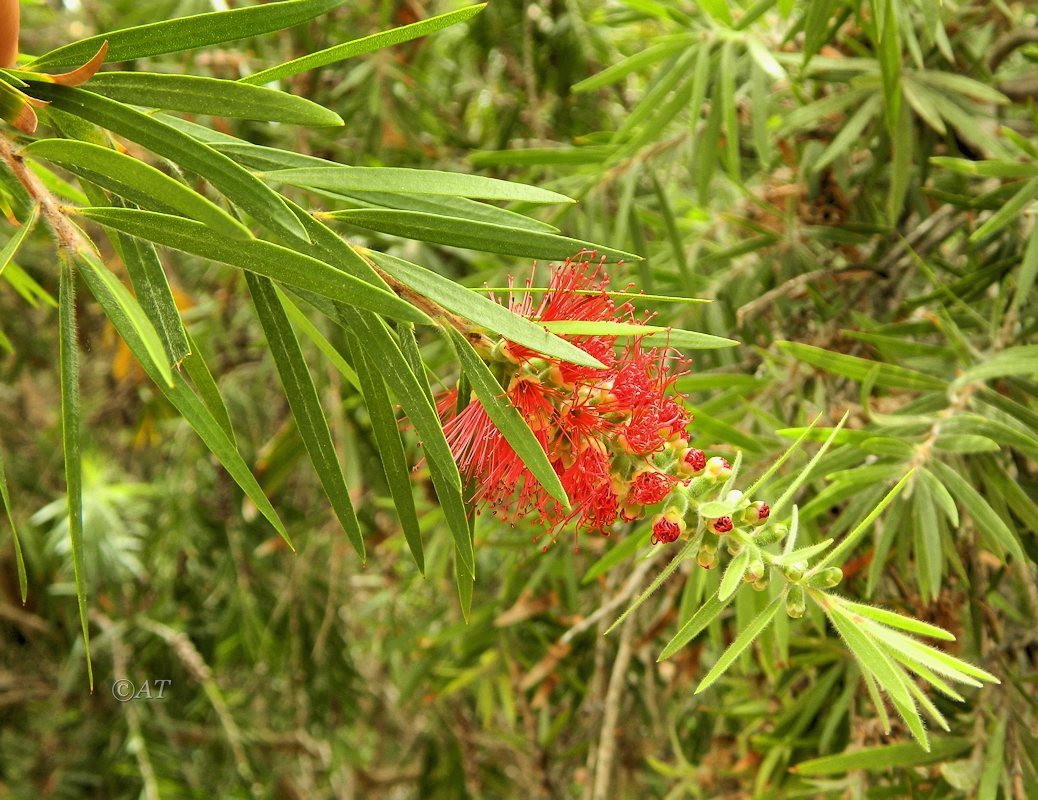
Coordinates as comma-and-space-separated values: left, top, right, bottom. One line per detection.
1, 0, 1037, 798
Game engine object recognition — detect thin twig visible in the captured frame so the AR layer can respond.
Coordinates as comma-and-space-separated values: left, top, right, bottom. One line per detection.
590, 615, 636, 800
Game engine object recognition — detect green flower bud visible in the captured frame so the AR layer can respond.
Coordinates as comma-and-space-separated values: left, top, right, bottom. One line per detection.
696, 543, 718, 569
745, 557, 766, 583
808, 567, 844, 589
741, 501, 770, 527
752, 575, 770, 592
782, 560, 807, 583
705, 456, 733, 481
786, 585, 806, 618
753, 522, 787, 546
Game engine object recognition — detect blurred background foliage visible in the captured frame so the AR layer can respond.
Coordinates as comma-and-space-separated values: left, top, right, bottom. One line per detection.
2, 0, 1038, 797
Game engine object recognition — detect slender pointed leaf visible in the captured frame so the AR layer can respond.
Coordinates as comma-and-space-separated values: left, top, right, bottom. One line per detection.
248, 274, 364, 559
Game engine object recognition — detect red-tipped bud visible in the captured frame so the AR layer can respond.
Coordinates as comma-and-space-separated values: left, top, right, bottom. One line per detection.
682, 448, 706, 476
710, 516, 734, 534
742, 501, 770, 527
705, 456, 732, 481
651, 514, 684, 545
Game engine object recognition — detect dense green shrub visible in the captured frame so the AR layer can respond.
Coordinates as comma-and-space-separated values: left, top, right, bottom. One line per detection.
1, 1, 1036, 797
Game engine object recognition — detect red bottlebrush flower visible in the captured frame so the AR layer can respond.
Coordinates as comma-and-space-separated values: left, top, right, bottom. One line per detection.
433, 252, 695, 545
651, 516, 682, 545
710, 516, 734, 534
627, 470, 674, 507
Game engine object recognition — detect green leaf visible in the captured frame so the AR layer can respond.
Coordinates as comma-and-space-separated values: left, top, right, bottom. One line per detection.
792, 739, 970, 775
694, 593, 782, 694
837, 600, 955, 641
969, 178, 1038, 242
933, 434, 1000, 454
912, 480, 942, 602
698, 0, 733, 26
332, 190, 559, 233
658, 590, 728, 661
952, 345, 1038, 388
815, 470, 913, 570
606, 536, 699, 635
572, 37, 689, 93
323, 209, 638, 262
718, 547, 750, 601
73, 208, 429, 325
826, 604, 925, 748
180, 332, 235, 444
0, 204, 38, 278
538, 321, 738, 350
861, 618, 998, 685
978, 717, 1008, 800
0, 439, 27, 603
327, 305, 473, 579
91, 264, 291, 544
913, 70, 1010, 104
110, 218, 192, 366
777, 341, 947, 391
263, 166, 573, 205
929, 460, 1025, 563
447, 327, 569, 509
364, 251, 605, 368
342, 335, 424, 573
242, 4, 486, 85
29, 0, 345, 69
74, 248, 174, 388
86, 72, 343, 127
247, 274, 364, 560
59, 257, 93, 690
28, 85, 308, 242
769, 412, 848, 520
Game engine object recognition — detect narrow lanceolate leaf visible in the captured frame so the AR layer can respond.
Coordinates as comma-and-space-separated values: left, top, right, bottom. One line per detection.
247, 275, 364, 560
776, 341, 947, 391
929, 460, 1025, 563
28, 0, 344, 69
73, 208, 429, 325
87, 73, 343, 127
837, 601, 955, 641
952, 345, 1038, 388
326, 304, 473, 579
180, 331, 235, 445
695, 593, 782, 694
59, 257, 93, 690
342, 336, 424, 573
242, 4, 486, 85
27, 85, 308, 242
447, 327, 569, 509
718, 547, 750, 601
816, 469, 914, 570
87, 261, 291, 545
365, 251, 605, 369
658, 590, 729, 661
23, 139, 250, 239
791, 739, 971, 775
0, 204, 38, 278
325, 209, 638, 262
826, 605, 927, 749
538, 321, 738, 350
74, 247, 174, 388
112, 222, 191, 366
0, 441, 27, 603
263, 166, 573, 205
